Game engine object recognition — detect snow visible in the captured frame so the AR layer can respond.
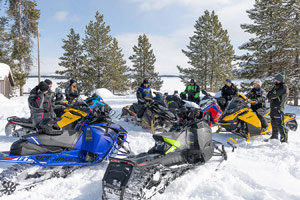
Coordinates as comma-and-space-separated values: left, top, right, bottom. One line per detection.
95, 88, 115, 98
0, 82, 300, 200
0, 63, 11, 80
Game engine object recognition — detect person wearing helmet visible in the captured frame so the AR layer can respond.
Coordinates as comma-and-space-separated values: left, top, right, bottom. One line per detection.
28, 81, 50, 127
44, 79, 56, 118
246, 80, 268, 131
54, 88, 64, 103
221, 78, 238, 110
136, 79, 153, 119
180, 79, 200, 104
65, 79, 79, 102
266, 73, 289, 143
167, 90, 184, 110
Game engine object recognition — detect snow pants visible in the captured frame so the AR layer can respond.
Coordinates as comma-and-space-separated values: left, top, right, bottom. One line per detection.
271, 110, 288, 142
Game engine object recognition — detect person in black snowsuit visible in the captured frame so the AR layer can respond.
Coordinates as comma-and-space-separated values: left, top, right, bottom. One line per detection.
221, 78, 238, 110
167, 90, 184, 110
65, 79, 79, 102
28, 81, 50, 127
44, 79, 56, 118
180, 79, 200, 104
136, 79, 153, 119
266, 73, 289, 143
246, 80, 268, 131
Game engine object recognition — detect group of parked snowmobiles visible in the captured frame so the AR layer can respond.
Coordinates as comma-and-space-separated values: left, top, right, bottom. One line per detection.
0, 77, 298, 200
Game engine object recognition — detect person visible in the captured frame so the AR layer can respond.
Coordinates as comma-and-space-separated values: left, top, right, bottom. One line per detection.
54, 88, 64, 103
246, 80, 268, 131
266, 73, 289, 143
136, 79, 153, 119
28, 81, 50, 127
167, 90, 184, 109
180, 79, 200, 104
44, 79, 56, 118
221, 78, 238, 110
65, 79, 79, 102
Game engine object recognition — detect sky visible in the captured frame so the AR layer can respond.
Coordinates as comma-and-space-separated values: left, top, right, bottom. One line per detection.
2, 0, 255, 75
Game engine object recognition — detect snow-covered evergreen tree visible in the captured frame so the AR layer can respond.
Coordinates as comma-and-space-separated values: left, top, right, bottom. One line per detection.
56, 28, 84, 89
129, 34, 163, 90
179, 10, 234, 91
0, 17, 13, 66
103, 38, 130, 94
81, 11, 112, 94
238, 0, 290, 79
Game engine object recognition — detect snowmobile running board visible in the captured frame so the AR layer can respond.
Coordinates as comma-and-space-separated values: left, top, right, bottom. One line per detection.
0, 150, 106, 167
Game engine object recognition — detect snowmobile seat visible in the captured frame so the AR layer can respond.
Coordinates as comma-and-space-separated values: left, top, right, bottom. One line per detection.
25, 129, 83, 148
10, 129, 83, 156
7, 116, 35, 128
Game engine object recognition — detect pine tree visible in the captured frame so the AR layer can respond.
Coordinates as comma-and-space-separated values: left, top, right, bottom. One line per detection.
81, 11, 112, 95
129, 34, 163, 90
103, 38, 130, 94
56, 28, 84, 89
282, 0, 300, 105
179, 10, 234, 91
6, 0, 40, 95
0, 17, 13, 65
238, 0, 288, 79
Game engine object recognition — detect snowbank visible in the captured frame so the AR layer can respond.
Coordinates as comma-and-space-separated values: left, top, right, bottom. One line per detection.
95, 88, 115, 98
0, 63, 11, 80
0, 94, 10, 103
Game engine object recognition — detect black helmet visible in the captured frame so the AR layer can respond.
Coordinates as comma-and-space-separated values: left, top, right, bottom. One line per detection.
37, 81, 49, 92
143, 79, 149, 84
39, 118, 62, 135
190, 79, 195, 83
44, 79, 52, 85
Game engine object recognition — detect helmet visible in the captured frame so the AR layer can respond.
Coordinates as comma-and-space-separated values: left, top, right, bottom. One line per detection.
39, 118, 62, 135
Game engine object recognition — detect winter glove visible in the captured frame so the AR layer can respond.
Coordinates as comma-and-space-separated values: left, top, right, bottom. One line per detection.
249, 99, 258, 105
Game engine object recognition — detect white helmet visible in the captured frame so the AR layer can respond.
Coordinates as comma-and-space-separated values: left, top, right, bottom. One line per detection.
253, 80, 262, 87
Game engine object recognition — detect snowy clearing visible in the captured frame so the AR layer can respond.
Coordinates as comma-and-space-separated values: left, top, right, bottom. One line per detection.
0, 89, 299, 200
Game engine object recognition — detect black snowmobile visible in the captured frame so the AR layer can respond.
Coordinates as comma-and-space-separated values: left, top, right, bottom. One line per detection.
121, 96, 178, 134
102, 119, 227, 200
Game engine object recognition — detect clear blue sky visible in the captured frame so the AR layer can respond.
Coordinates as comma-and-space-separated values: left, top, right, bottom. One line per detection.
2, 0, 255, 75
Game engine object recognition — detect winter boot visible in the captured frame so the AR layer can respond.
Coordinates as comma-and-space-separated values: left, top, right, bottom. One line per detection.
264, 134, 278, 142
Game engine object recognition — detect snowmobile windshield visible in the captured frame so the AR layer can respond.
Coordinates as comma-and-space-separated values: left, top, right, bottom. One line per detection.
225, 97, 247, 115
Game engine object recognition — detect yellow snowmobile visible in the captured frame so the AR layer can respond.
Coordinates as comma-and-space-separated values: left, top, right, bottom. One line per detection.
218, 94, 297, 141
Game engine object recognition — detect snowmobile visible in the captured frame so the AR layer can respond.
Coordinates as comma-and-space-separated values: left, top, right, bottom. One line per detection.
121, 97, 178, 134
218, 94, 298, 141
102, 119, 227, 200
199, 90, 223, 126
0, 98, 129, 195
5, 95, 109, 137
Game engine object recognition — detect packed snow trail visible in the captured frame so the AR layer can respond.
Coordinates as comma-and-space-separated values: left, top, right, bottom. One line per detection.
0, 94, 299, 200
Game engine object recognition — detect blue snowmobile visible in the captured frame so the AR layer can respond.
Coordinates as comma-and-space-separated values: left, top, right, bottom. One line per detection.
0, 95, 130, 195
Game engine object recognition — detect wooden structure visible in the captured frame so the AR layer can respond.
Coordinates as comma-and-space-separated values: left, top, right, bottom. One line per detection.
0, 63, 15, 98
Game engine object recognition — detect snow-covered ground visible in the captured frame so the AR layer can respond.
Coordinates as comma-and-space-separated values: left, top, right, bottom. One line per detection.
0, 84, 300, 200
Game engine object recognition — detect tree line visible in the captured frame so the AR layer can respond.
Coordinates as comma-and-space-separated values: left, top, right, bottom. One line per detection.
1, 0, 300, 99
56, 11, 163, 95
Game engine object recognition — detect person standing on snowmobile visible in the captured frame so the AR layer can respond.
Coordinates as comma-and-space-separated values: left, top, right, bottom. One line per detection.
167, 90, 184, 110
44, 79, 56, 118
180, 79, 200, 104
266, 73, 289, 143
136, 79, 153, 120
221, 78, 238, 110
65, 79, 79, 102
28, 81, 50, 127
246, 80, 268, 132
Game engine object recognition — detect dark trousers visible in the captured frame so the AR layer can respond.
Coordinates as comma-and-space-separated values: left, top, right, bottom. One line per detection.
255, 108, 268, 129
271, 110, 288, 142
137, 102, 146, 118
